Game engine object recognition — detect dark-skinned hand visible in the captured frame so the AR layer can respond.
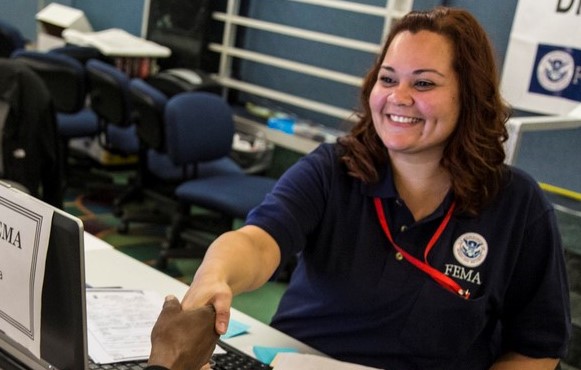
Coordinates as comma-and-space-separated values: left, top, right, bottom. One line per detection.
148, 295, 219, 370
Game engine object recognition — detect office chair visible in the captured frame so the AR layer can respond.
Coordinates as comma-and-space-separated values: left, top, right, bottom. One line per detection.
130, 78, 244, 181
84, 58, 142, 208
113, 78, 174, 230
49, 45, 110, 65
86, 58, 140, 156
10, 50, 99, 137
158, 92, 277, 269
115, 78, 245, 232
0, 19, 25, 58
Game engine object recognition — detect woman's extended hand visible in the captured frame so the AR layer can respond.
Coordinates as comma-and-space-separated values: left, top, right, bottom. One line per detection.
181, 276, 234, 335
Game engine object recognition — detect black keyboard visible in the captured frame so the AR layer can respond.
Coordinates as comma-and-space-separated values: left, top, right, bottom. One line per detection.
212, 340, 272, 370
89, 359, 148, 369
89, 340, 272, 370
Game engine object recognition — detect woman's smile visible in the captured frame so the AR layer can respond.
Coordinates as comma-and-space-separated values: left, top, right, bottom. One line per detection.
387, 114, 423, 125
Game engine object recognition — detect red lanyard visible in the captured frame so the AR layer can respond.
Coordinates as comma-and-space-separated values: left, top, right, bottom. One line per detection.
373, 197, 470, 299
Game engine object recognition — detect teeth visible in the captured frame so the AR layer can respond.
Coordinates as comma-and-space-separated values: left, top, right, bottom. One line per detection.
389, 114, 419, 123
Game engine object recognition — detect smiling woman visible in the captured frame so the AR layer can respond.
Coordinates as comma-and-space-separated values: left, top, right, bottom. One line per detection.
369, 30, 461, 220
174, 7, 570, 370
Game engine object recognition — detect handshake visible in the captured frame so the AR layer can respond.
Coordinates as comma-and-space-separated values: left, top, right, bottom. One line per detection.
148, 296, 219, 370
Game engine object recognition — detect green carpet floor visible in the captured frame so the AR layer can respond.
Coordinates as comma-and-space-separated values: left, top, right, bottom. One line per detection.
64, 185, 287, 325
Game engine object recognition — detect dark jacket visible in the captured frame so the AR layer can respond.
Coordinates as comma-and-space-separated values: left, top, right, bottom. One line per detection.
0, 59, 62, 208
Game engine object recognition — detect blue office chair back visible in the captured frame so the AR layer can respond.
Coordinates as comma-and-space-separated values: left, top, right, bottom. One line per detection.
129, 78, 168, 151
86, 58, 140, 155
11, 50, 86, 114
86, 58, 133, 127
0, 19, 25, 58
49, 45, 109, 65
165, 92, 235, 165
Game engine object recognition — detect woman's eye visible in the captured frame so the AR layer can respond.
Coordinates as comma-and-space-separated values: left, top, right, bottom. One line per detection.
379, 75, 396, 85
415, 80, 435, 89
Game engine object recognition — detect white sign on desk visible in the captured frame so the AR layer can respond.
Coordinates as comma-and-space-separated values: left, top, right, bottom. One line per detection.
0, 184, 53, 358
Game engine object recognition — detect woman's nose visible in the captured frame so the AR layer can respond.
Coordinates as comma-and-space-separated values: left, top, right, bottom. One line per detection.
387, 85, 413, 106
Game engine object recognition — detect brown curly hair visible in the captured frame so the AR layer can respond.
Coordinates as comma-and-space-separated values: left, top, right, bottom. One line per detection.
338, 6, 511, 215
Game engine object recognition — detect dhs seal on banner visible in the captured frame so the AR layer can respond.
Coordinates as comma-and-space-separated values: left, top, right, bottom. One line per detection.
529, 44, 581, 101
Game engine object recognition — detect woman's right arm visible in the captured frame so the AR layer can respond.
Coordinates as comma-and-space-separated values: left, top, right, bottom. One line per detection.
180, 225, 281, 334
180, 145, 336, 334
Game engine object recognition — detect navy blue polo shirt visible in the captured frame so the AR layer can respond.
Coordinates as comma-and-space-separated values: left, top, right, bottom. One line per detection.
246, 143, 570, 369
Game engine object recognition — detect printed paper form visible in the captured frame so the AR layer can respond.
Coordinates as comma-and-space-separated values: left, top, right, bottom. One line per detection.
86, 289, 165, 364
0, 184, 53, 359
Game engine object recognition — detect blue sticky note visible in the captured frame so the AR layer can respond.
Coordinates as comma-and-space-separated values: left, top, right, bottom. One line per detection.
252, 346, 298, 365
221, 319, 250, 339
267, 117, 295, 134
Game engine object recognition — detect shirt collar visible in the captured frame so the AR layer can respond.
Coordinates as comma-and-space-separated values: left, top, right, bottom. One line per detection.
361, 162, 455, 220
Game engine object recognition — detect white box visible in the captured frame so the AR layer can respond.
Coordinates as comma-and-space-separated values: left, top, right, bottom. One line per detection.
35, 3, 93, 51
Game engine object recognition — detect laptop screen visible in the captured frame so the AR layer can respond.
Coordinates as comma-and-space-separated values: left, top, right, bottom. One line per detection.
0, 185, 87, 370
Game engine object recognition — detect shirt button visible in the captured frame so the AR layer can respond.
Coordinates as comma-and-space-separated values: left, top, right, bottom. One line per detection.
395, 199, 403, 206
400, 225, 408, 232
395, 252, 404, 261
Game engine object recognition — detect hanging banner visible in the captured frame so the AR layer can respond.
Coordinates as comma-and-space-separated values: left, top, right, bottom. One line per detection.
501, 0, 581, 115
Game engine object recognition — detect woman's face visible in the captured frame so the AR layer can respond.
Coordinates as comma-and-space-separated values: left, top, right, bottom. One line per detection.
369, 30, 460, 160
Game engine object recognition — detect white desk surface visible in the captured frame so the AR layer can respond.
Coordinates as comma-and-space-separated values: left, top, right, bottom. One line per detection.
83, 232, 324, 358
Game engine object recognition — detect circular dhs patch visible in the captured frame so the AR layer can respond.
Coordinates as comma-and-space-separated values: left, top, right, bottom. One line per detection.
453, 233, 488, 268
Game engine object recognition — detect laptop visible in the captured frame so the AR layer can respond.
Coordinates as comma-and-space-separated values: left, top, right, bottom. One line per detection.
0, 181, 88, 370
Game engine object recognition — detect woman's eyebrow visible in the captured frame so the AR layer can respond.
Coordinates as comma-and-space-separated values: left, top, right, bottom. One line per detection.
380, 65, 445, 77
